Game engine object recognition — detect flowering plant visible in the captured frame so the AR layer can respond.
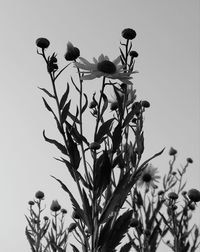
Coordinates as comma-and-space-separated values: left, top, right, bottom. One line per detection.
26, 29, 200, 252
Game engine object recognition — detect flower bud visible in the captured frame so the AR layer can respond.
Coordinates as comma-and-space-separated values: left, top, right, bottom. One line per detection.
35, 190, 45, 199
61, 208, 67, 214
168, 192, 178, 200
50, 200, 61, 212
68, 223, 77, 233
64, 41, 80, 61
89, 100, 98, 109
169, 147, 177, 156
129, 51, 139, 58
122, 28, 137, 40
186, 157, 193, 164
89, 142, 101, 150
141, 100, 150, 108
36, 38, 50, 49
28, 200, 35, 206
188, 189, 200, 202
43, 216, 49, 221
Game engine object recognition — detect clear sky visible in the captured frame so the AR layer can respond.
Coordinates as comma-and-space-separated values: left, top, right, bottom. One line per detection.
0, 1, 199, 251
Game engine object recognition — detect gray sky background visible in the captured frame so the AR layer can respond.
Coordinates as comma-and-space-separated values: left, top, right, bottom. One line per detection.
0, 1, 199, 251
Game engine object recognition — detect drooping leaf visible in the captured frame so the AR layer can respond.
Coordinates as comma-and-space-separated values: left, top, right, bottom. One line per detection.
95, 118, 114, 143
59, 83, 70, 110
43, 130, 68, 155
66, 129, 80, 170
38, 87, 55, 98
42, 97, 53, 112
100, 93, 108, 118
99, 171, 131, 223
82, 189, 93, 233
119, 242, 132, 252
94, 150, 112, 198
70, 244, 80, 252
65, 121, 89, 146
81, 93, 88, 114
61, 100, 71, 124
51, 176, 86, 224
112, 122, 122, 153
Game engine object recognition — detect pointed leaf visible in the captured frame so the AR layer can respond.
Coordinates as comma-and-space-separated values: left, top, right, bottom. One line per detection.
95, 118, 114, 143
59, 83, 69, 109
42, 97, 53, 112
66, 129, 80, 170
61, 100, 71, 124
70, 244, 80, 252
43, 130, 68, 155
112, 123, 122, 153
38, 87, 55, 98
100, 93, 108, 118
81, 93, 88, 114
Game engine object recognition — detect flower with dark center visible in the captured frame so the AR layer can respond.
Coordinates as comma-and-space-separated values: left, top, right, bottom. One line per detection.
75, 54, 136, 85
137, 164, 160, 190
36, 38, 50, 49
122, 28, 137, 40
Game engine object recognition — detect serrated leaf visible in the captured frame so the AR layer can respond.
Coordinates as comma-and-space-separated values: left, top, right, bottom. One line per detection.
95, 118, 114, 143
38, 87, 55, 98
59, 83, 69, 109
43, 130, 68, 155
102, 210, 133, 252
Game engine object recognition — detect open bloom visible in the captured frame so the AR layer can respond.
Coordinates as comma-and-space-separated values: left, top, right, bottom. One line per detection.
75, 54, 134, 85
137, 164, 160, 191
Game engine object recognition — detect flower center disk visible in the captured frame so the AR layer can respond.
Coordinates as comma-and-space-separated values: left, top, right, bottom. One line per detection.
142, 173, 152, 183
97, 60, 116, 74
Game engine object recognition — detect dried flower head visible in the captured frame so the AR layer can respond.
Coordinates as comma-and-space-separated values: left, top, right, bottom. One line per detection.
35, 190, 45, 200
186, 157, 193, 164
168, 192, 178, 200
129, 50, 139, 58
50, 200, 61, 212
36, 38, 50, 49
64, 41, 80, 61
122, 28, 137, 40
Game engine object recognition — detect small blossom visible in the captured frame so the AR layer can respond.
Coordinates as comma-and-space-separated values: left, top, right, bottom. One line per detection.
121, 28, 137, 40
50, 200, 61, 212
89, 100, 98, 109
28, 200, 35, 206
89, 142, 101, 150
188, 203, 195, 211
61, 208, 67, 214
188, 189, 200, 202
186, 157, 193, 164
141, 100, 150, 108
36, 38, 50, 49
35, 190, 45, 200
129, 51, 139, 58
168, 192, 178, 200
64, 41, 80, 61
43, 216, 49, 221
169, 147, 177, 156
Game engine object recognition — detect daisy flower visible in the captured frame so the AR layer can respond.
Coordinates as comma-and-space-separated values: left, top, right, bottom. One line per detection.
137, 164, 160, 191
75, 54, 135, 85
